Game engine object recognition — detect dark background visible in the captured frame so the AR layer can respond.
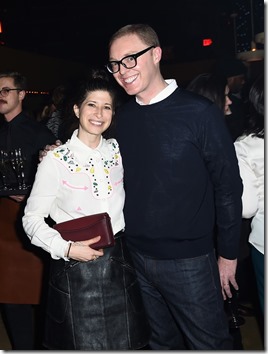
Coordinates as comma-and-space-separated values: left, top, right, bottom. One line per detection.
0, 0, 264, 65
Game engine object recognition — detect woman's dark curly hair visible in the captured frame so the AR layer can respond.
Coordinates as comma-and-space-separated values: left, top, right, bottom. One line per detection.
60, 67, 124, 141
244, 73, 264, 139
187, 73, 227, 113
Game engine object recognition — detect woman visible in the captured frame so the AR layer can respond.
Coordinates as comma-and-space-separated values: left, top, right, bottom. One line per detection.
22, 68, 150, 350
234, 73, 264, 315
187, 72, 232, 116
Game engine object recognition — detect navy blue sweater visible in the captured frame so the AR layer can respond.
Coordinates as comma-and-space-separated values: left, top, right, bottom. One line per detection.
116, 88, 243, 260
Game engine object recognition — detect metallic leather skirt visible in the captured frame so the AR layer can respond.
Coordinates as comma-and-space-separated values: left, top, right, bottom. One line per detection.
43, 232, 150, 350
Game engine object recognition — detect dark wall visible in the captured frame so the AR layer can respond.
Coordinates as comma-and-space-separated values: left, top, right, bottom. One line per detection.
0, 46, 88, 91
1, 45, 263, 97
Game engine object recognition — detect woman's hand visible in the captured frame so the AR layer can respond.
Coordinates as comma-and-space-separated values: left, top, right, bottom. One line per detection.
67, 236, 104, 262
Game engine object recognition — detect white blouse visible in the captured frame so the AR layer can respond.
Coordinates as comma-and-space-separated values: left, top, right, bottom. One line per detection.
23, 130, 125, 260
234, 134, 264, 254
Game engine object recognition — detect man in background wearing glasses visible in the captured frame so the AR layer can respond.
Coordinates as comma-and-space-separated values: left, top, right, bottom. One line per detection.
0, 71, 56, 349
105, 24, 243, 350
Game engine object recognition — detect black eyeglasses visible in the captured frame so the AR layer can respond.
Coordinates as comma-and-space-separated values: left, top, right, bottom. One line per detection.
106, 46, 155, 74
0, 88, 23, 98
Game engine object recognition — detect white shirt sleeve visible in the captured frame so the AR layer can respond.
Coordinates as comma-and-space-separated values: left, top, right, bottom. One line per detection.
23, 153, 70, 260
234, 141, 259, 218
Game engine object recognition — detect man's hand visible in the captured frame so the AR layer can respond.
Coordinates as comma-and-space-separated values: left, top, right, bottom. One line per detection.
39, 140, 62, 162
218, 256, 238, 300
9, 195, 26, 203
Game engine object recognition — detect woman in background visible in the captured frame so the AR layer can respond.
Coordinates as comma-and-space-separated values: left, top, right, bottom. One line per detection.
234, 73, 264, 315
187, 72, 232, 116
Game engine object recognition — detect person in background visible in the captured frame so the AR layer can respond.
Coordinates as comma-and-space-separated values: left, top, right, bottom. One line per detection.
22, 68, 150, 350
105, 23, 243, 350
0, 71, 56, 349
38, 84, 67, 138
234, 73, 264, 317
187, 72, 232, 116
214, 57, 248, 142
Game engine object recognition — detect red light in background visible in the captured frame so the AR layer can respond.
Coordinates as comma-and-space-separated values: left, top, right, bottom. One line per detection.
203, 38, 213, 47
0, 21, 4, 44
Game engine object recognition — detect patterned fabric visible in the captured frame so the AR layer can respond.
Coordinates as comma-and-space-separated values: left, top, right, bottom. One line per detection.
23, 129, 125, 260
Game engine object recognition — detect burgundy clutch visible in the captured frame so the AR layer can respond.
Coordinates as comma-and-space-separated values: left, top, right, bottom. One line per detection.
53, 212, 115, 249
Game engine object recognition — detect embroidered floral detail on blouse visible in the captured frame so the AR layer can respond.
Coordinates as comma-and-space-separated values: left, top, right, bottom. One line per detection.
53, 140, 121, 197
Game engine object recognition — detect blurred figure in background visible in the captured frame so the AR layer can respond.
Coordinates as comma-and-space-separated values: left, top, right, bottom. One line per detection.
234, 73, 264, 317
0, 71, 56, 349
187, 72, 232, 116
38, 84, 67, 139
214, 58, 248, 142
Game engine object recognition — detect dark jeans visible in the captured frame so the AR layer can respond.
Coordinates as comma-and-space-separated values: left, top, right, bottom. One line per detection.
130, 249, 233, 350
1, 304, 35, 350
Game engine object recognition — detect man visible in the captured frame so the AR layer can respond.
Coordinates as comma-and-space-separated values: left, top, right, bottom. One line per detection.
215, 58, 256, 315
0, 71, 56, 349
105, 24, 243, 350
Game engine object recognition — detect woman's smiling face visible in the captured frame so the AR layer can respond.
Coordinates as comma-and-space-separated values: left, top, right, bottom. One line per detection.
74, 90, 114, 141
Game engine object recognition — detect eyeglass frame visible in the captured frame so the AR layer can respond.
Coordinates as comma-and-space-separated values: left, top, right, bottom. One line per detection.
106, 45, 156, 74
0, 88, 23, 97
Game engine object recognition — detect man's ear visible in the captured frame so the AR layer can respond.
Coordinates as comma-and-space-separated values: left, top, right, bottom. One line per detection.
18, 90, 26, 100
153, 46, 162, 64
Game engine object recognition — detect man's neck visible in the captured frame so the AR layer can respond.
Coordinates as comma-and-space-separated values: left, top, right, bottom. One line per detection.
5, 108, 22, 122
136, 77, 168, 105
